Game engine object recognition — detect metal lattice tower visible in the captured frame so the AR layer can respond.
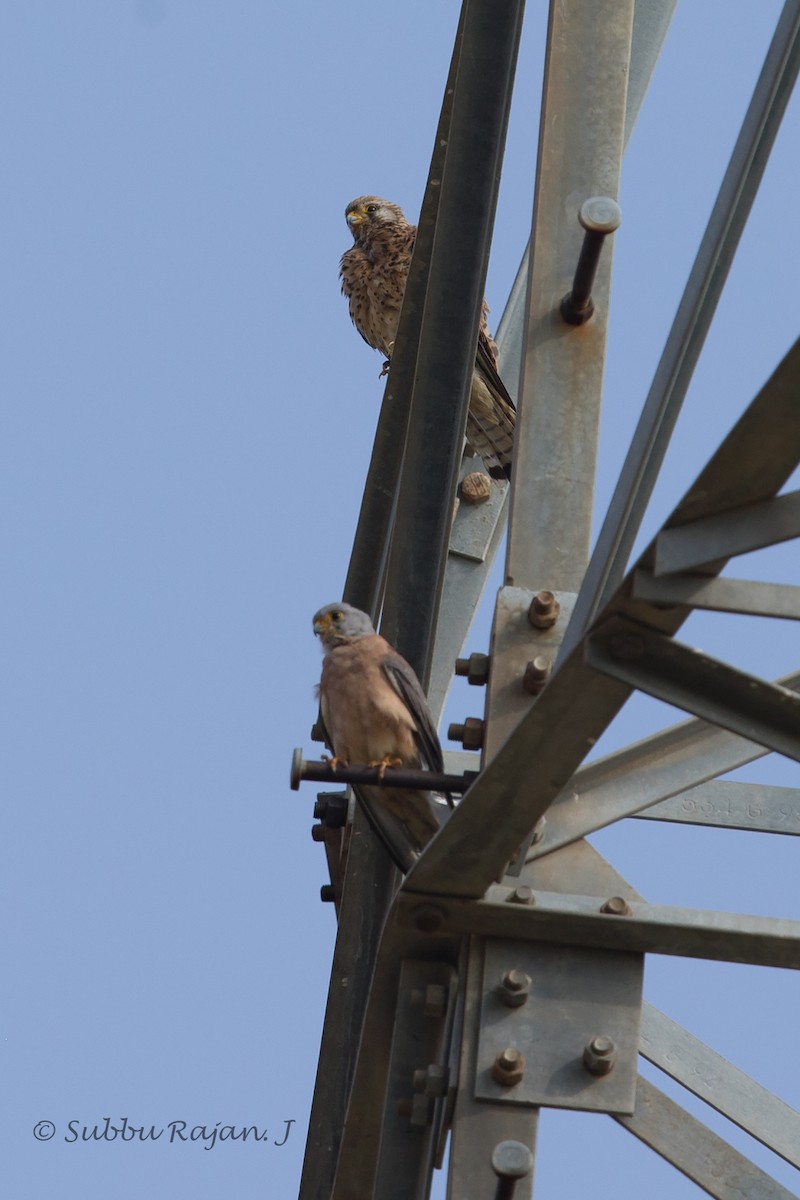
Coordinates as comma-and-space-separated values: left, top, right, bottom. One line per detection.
297, 2, 800, 1197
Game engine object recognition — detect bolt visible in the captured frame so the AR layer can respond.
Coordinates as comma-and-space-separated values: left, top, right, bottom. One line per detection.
413, 904, 446, 934
491, 1140, 534, 1191
455, 652, 490, 686
412, 1063, 449, 1097
313, 790, 349, 828
608, 633, 645, 660
320, 884, 336, 903
523, 655, 552, 695
461, 471, 492, 504
410, 983, 448, 1018
448, 717, 484, 751
583, 1035, 616, 1076
498, 969, 531, 1008
528, 590, 560, 629
507, 885, 535, 906
492, 1047, 526, 1086
601, 895, 632, 916
311, 824, 326, 843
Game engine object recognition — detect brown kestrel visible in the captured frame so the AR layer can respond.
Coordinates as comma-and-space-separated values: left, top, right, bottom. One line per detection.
313, 601, 445, 853
340, 195, 516, 481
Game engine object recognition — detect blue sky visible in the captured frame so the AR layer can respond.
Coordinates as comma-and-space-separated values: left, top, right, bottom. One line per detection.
3, 3, 799, 1197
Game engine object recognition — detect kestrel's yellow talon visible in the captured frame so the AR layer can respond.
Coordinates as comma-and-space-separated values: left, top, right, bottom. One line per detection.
322, 753, 347, 773
369, 755, 404, 780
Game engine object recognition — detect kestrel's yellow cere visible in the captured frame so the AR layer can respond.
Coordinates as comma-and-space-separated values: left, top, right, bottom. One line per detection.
340, 195, 516, 481
313, 602, 445, 852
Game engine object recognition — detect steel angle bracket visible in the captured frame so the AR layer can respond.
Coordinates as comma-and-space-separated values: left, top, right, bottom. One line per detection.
475, 939, 642, 1113
373, 961, 459, 1199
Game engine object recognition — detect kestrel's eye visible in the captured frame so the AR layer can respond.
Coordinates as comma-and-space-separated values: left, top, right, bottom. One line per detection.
366, 204, 378, 214
333, 611, 344, 621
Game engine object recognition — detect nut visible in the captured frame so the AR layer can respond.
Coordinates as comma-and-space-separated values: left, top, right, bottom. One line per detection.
454, 652, 490, 686
523, 655, 552, 695
461, 471, 492, 504
320, 884, 336, 903
498, 969, 531, 1007
447, 717, 484, 751
410, 983, 448, 1018
601, 895, 632, 916
507, 885, 535, 906
528, 590, 560, 629
412, 1063, 449, 1097
492, 1047, 526, 1086
583, 1035, 616, 1075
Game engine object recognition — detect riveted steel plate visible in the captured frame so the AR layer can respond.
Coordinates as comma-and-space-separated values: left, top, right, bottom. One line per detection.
475, 939, 642, 1113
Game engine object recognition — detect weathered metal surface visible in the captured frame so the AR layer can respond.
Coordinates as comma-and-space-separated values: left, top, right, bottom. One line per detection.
654, 489, 800, 576
373, 961, 458, 1200
632, 568, 800, 620
616, 1076, 798, 1200
476, 940, 642, 1112
530, 672, 800, 857
398, 885, 800, 971
633, 780, 800, 836
586, 617, 800, 764
561, 0, 800, 655
640, 1003, 800, 1169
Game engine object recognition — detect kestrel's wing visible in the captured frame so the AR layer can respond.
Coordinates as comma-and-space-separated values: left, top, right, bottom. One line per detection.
382, 652, 444, 775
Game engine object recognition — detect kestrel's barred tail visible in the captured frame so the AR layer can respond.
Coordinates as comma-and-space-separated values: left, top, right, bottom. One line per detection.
341, 195, 516, 483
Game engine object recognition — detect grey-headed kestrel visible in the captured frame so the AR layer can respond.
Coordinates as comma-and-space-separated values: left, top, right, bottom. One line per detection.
313, 601, 446, 852
340, 195, 516, 481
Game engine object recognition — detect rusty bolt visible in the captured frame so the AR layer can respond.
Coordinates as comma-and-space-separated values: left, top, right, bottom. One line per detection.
601, 895, 632, 916
461, 471, 492, 504
507, 885, 535, 906
455, 652, 490, 686
523, 655, 552, 695
410, 983, 448, 1017
311, 824, 327, 843
583, 1035, 616, 1076
498, 969, 531, 1008
448, 717, 484, 750
528, 590, 560, 629
492, 1047, 526, 1086
414, 904, 446, 934
608, 633, 645, 660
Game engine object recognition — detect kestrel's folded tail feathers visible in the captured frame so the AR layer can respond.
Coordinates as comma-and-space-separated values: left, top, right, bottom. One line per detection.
468, 347, 516, 481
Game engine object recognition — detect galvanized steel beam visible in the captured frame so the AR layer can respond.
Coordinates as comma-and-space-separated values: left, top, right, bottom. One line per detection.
632, 569, 800, 620
380, 0, 525, 689
615, 1076, 798, 1200
404, 335, 800, 899
398, 885, 800, 970
633, 780, 800, 836
561, 0, 800, 660
531, 672, 800, 857
586, 619, 800, 764
653, 489, 800, 576
640, 1003, 800, 1170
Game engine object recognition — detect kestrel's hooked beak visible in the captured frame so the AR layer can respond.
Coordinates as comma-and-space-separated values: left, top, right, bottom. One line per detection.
313, 613, 333, 637
346, 209, 364, 227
